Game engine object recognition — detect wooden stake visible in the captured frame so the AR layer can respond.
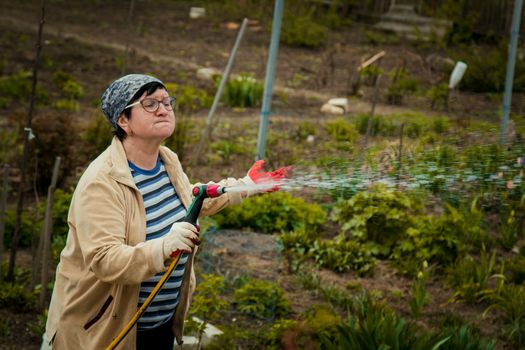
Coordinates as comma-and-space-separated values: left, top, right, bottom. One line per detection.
39, 156, 60, 311
8, 0, 46, 281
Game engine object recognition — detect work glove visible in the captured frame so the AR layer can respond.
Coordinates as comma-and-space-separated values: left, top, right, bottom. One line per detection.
247, 160, 292, 192
162, 222, 200, 259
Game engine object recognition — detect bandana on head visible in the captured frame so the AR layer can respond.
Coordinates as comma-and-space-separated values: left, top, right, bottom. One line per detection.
101, 74, 165, 128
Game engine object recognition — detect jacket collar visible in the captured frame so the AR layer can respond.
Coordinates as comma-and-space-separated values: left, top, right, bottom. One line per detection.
107, 137, 137, 189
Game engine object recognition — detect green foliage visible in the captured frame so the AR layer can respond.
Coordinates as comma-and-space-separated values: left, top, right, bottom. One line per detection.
409, 261, 429, 318
266, 319, 295, 348
233, 278, 290, 319
0, 126, 19, 164
486, 285, 525, 348
359, 64, 383, 86
438, 324, 497, 350
321, 293, 450, 349
386, 67, 420, 105
310, 235, 377, 275
214, 192, 326, 234
164, 83, 212, 115
505, 254, 525, 285
456, 43, 525, 93
498, 209, 520, 250
47, 188, 73, 239
187, 274, 228, 345
432, 117, 450, 134
0, 70, 48, 108
281, 8, 327, 48
333, 184, 422, 256
82, 113, 113, 158
222, 73, 263, 108
364, 30, 399, 46
426, 83, 449, 110
0, 282, 36, 311
3, 209, 40, 249
324, 118, 357, 142
293, 121, 316, 141
210, 140, 245, 164
447, 248, 504, 304
52, 99, 79, 111
355, 114, 397, 137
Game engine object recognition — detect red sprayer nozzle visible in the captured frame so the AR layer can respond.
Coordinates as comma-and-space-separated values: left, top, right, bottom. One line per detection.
205, 184, 226, 198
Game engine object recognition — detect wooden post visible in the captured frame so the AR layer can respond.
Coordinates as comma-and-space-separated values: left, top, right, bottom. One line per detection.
39, 156, 60, 311
8, 0, 46, 281
0, 164, 9, 281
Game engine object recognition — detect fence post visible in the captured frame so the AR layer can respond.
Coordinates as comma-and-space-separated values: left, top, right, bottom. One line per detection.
39, 156, 60, 311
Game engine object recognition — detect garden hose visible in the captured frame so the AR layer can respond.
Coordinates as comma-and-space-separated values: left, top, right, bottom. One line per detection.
106, 184, 226, 350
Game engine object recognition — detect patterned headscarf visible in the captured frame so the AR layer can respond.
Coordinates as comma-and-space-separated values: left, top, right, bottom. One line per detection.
101, 74, 165, 128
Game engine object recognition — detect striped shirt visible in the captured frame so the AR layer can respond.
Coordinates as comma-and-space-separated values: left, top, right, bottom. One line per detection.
129, 157, 188, 330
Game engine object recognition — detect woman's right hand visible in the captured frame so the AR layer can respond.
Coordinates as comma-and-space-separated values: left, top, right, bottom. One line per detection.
162, 222, 200, 259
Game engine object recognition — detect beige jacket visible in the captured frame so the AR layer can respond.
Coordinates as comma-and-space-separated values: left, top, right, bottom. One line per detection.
46, 137, 253, 349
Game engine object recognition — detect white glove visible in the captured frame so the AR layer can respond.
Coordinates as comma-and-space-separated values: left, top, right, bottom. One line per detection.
162, 222, 200, 259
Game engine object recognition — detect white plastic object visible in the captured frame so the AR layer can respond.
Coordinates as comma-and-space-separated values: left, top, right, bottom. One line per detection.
449, 61, 468, 89
189, 7, 205, 19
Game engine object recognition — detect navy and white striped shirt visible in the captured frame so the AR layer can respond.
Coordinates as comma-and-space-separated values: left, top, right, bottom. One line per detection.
129, 157, 188, 330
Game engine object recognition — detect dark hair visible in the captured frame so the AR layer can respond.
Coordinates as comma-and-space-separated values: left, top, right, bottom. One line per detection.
114, 81, 167, 141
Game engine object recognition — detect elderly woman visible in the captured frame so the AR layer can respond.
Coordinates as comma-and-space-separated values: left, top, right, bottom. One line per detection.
45, 74, 289, 349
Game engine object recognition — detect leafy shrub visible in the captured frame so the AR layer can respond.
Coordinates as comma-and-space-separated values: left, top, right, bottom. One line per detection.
214, 192, 326, 234
359, 64, 383, 86
0, 70, 48, 108
52, 99, 79, 111
82, 113, 113, 158
324, 118, 357, 142
310, 235, 377, 275
0, 282, 36, 311
233, 278, 290, 319
405, 121, 423, 138
293, 121, 316, 141
210, 140, 245, 164
427, 83, 449, 110
333, 184, 422, 256
281, 9, 327, 48
386, 67, 420, 105
432, 117, 450, 134
222, 73, 263, 108
391, 215, 466, 274
3, 209, 40, 249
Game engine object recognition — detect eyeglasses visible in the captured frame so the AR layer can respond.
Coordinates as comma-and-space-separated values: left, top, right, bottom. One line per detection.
124, 96, 176, 113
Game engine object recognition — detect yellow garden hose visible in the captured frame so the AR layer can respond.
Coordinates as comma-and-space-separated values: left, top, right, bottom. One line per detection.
105, 253, 181, 350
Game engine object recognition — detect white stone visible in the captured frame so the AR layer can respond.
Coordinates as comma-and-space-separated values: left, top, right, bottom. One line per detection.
321, 103, 345, 115
178, 317, 223, 349
189, 7, 205, 19
327, 98, 349, 112
197, 67, 221, 81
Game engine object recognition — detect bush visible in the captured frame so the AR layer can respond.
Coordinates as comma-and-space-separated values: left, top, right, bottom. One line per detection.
82, 113, 113, 158
281, 10, 327, 48
332, 184, 422, 256
3, 209, 41, 249
214, 192, 326, 234
386, 67, 420, 105
0, 70, 48, 108
233, 278, 290, 319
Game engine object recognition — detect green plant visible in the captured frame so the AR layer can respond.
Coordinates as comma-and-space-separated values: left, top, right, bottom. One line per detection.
281, 8, 327, 48
310, 235, 377, 275
386, 67, 420, 105
293, 121, 316, 141
0, 70, 48, 108
438, 324, 497, 350
82, 113, 113, 157
320, 292, 450, 349
505, 255, 525, 285
233, 278, 290, 319
427, 83, 449, 110
187, 274, 228, 347
324, 118, 357, 142
355, 113, 397, 136
499, 209, 520, 250
359, 64, 383, 86
221, 73, 263, 108
485, 285, 525, 348
0, 282, 36, 311
165, 83, 212, 115
447, 247, 504, 304
210, 140, 244, 164
214, 192, 326, 234
332, 184, 422, 257
409, 261, 429, 318
432, 117, 450, 134
4, 209, 41, 249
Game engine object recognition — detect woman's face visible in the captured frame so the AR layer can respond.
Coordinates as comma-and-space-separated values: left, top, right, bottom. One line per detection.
119, 88, 175, 143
